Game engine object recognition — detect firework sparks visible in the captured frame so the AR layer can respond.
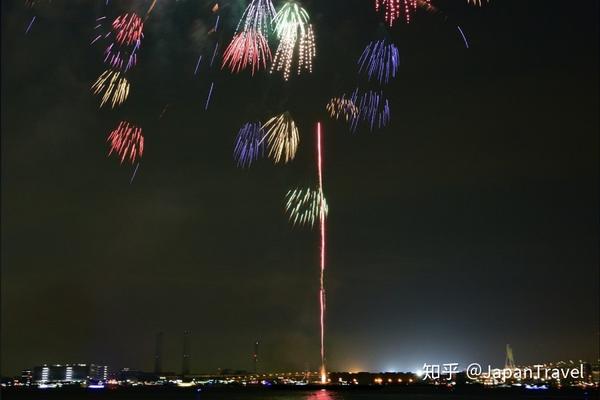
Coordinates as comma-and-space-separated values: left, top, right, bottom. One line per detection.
210, 43, 220, 67
234, 122, 265, 168
358, 39, 399, 84
270, 1, 316, 81
145, 0, 159, 20
205, 82, 215, 110
159, 104, 169, 119
237, 0, 276, 37
349, 89, 391, 132
222, 30, 271, 75
112, 13, 143, 46
93, 15, 143, 72
194, 54, 203, 75
374, 0, 429, 25
263, 112, 299, 164
285, 187, 328, 228
104, 40, 140, 72
91, 69, 130, 108
326, 96, 359, 122
467, 0, 488, 5
25, 16, 36, 34
107, 121, 144, 164
130, 163, 140, 183
457, 25, 469, 48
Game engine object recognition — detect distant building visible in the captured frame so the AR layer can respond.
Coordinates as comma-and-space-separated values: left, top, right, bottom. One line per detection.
32, 364, 108, 383
115, 368, 177, 383
21, 369, 33, 385
330, 371, 417, 385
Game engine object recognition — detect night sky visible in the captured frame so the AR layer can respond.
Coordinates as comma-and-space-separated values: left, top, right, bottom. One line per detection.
1, 0, 598, 376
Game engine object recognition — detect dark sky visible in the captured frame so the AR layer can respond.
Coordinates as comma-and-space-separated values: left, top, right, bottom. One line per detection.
1, 0, 598, 376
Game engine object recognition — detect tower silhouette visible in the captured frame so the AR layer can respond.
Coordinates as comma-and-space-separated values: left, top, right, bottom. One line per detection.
182, 330, 191, 376
154, 332, 163, 374
505, 344, 515, 370
253, 340, 259, 374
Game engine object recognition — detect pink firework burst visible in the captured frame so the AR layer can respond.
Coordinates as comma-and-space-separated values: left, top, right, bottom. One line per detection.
107, 121, 144, 164
222, 30, 271, 75
374, 0, 429, 25
112, 13, 143, 46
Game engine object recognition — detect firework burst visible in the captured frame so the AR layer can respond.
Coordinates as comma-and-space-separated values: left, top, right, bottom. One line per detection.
270, 1, 316, 80
107, 121, 144, 164
234, 122, 265, 168
326, 96, 359, 122
263, 112, 299, 164
358, 39, 399, 84
92, 14, 143, 72
91, 69, 130, 108
237, 0, 276, 37
103, 40, 141, 72
467, 0, 489, 5
349, 89, 391, 132
374, 0, 429, 25
222, 30, 271, 75
285, 187, 328, 228
112, 13, 143, 46
106, 121, 144, 164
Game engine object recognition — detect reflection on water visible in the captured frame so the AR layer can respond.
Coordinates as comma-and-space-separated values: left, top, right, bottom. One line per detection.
305, 389, 339, 400
195, 388, 344, 400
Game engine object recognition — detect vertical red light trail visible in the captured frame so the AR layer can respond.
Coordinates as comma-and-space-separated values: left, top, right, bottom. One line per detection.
317, 122, 327, 384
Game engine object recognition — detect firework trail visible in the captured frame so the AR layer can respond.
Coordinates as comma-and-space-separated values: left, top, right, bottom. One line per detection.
145, 0, 159, 21
25, 16, 36, 34
222, 30, 271, 75
194, 54, 203, 75
159, 104, 169, 119
416, 1, 480, 49
349, 89, 391, 132
270, 1, 316, 81
284, 187, 328, 228
213, 15, 221, 32
107, 121, 144, 164
358, 39, 399, 84
457, 25, 469, 48
374, 0, 430, 25
262, 112, 299, 164
234, 122, 265, 168
210, 42, 220, 67
326, 96, 359, 122
205, 82, 215, 110
130, 163, 140, 184
284, 124, 328, 382
91, 69, 130, 108
316, 122, 327, 384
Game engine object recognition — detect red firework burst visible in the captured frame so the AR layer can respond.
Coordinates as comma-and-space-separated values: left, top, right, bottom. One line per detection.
112, 13, 144, 46
222, 30, 271, 75
107, 121, 144, 164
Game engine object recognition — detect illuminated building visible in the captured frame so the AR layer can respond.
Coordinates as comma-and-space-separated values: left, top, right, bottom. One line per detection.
20, 369, 33, 385
32, 364, 108, 383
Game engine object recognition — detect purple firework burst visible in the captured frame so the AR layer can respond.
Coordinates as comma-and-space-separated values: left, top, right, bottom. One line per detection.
349, 89, 391, 133
234, 122, 265, 167
357, 39, 399, 84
